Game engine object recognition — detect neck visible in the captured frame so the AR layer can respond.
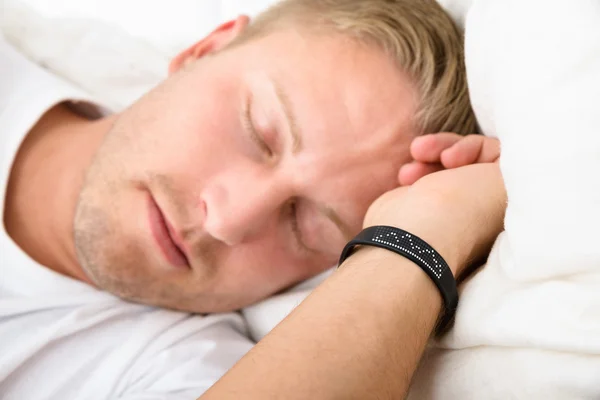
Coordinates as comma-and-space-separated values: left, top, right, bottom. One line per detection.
3, 103, 115, 284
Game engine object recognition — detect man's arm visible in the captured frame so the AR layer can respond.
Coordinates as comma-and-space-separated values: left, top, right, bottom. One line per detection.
200, 163, 506, 400
202, 248, 441, 399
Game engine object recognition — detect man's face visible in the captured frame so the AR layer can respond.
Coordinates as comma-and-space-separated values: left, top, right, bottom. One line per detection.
74, 21, 417, 312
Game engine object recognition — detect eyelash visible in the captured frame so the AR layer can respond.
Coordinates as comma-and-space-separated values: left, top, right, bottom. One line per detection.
243, 97, 273, 158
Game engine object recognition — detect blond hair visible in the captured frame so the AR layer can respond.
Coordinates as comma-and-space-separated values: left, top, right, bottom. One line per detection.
236, 0, 476, 135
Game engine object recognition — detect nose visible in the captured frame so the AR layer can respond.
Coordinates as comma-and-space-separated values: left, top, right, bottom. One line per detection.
202, 171, 289, 246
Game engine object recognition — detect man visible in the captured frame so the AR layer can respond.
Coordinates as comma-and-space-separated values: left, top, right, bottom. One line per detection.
0, 0, 483, 398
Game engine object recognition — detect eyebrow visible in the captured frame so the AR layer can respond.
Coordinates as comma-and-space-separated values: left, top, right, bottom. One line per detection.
272, 80, 303, 154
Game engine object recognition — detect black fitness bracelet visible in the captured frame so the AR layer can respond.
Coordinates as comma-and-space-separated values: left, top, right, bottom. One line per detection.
338, 225, 458, 335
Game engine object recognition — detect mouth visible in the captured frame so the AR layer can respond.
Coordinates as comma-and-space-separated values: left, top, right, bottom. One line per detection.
147, 194, 190, 269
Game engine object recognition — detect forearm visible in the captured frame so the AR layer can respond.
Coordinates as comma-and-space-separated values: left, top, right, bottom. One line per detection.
200, 247, 443, 400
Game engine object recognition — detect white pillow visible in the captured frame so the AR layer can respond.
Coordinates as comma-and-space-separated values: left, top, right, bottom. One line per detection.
0, 0, 284, 109
465, 0, 600, 280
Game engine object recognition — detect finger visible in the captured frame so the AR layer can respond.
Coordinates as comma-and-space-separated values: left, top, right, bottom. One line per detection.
440, 135, 483, 168
398, 161, 445, 186
478, 137, 501, 164
411, 132, 465, 163
440, 136, 500, 169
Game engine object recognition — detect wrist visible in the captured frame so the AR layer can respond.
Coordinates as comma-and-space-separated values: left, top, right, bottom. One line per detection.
340, 246, 442, 312
339, 226, 457, 334
363, 164, 506, 277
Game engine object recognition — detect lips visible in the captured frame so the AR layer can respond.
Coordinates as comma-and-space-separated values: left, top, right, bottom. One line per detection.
147, 194, 190, 269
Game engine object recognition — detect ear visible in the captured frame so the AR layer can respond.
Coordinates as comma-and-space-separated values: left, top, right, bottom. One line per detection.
169, 15, 250, 75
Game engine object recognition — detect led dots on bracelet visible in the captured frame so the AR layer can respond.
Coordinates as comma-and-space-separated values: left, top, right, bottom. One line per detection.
371, 226, 445, 279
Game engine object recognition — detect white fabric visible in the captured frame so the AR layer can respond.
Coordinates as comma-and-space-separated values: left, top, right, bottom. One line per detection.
0, 0, 281, 110
0, 33, 253, 400
409, 1, 600, 398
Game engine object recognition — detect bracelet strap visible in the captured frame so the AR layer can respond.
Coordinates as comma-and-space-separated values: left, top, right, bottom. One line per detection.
338, 225, 458, 335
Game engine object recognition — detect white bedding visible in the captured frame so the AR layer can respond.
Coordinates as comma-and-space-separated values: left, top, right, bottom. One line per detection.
3, 0, 600, 397
0, 0, 284, 110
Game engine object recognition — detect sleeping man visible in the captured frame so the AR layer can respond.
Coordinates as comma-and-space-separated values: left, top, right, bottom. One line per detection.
0, 0, 504, 398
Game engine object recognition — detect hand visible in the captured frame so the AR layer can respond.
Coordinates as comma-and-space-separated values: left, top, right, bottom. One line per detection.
365, 163, 506, 276
399, 133, 500, 186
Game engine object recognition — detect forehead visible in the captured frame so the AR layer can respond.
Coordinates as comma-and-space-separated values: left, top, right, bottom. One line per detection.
235, 29, 418, 223
239, 28, 418, 150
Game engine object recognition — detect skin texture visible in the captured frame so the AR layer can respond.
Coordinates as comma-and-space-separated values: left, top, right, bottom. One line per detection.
4, 17, 420, 313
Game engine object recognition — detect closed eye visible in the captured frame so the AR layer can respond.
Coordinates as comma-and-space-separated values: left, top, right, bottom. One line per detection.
243, 95, 273, 158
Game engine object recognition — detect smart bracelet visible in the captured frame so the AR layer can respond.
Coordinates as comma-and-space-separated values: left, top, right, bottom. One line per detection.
338, 225, 458, 335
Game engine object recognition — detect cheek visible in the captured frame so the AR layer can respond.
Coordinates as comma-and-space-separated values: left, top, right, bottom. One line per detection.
218, 233, 327, 294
